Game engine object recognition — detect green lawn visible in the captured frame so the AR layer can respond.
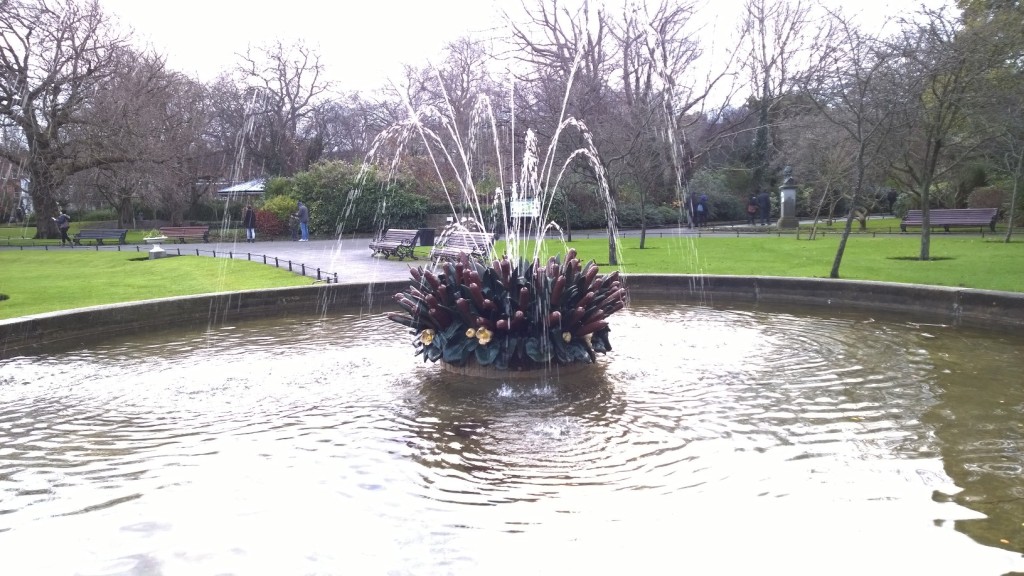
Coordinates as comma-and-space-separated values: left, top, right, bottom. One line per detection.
0, 223, 252, 246
601, 235, 1024, 292
3, 230, 1022, 321
0, 251, 313, 319
415, 233, 1023, 293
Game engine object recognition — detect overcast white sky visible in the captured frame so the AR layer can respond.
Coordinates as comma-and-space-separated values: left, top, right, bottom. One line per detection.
98, 0, 507, 92
97, 0, 956, 95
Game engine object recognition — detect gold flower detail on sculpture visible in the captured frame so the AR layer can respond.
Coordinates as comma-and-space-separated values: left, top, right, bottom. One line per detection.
420, 329, 435, 345
562, 331, 572, 343
476, 327, 493, 345
465, 328, 476, 338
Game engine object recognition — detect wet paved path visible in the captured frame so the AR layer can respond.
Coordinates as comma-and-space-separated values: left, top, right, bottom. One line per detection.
197, 237, 417, 285
1, 236, 417, 285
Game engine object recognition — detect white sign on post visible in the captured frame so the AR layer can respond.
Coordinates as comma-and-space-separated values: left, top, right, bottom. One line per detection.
510, 198, 540, 218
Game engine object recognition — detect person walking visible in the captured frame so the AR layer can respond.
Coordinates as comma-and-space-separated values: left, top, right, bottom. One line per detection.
53, 209, 72, 246
695, 194, 709, 227
757, 189, 771, 226
296, 201, 309, 241
746, 195, 758, 226
242, 204, 257, 243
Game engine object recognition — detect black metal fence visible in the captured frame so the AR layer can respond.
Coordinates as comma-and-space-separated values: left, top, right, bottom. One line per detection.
7, 243, 340, 283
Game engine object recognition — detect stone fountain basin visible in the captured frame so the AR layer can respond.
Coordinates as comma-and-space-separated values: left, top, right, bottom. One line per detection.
2, 289, 1023, 575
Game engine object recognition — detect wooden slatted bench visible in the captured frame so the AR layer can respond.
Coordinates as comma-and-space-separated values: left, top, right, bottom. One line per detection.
429, 231, 495, 263
73, 228, 128, 246
900, 208, 998, 232
159, 226, 210, 243
368, 228, 420, 260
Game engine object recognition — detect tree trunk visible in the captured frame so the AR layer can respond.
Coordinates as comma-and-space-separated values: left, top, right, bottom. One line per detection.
1004, 150, 1021, 244
639, 191, 647, 249
920, 192, 932, 261
562, 187, 572, 243
605, 180, 619, 266
829, 207, 856, 278
28, 163, 63, 240
118, 197, 134, 228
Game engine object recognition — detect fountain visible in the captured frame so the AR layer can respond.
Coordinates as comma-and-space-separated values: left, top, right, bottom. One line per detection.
2, 301, 1024, 575
389, 250, 625, 375
2, 52, 1024, 576
366, 74, 626, 374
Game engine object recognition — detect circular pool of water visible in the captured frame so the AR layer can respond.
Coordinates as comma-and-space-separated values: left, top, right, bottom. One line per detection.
1, 301, 1022, 575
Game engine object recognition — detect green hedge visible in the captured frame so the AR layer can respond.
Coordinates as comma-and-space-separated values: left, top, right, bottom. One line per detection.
268, 161, 427, 235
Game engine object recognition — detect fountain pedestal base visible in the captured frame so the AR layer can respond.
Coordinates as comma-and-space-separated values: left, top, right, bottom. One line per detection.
441, 359, 597, 380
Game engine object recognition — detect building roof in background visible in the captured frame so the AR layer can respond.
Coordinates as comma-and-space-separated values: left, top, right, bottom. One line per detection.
216, 178, 266, 197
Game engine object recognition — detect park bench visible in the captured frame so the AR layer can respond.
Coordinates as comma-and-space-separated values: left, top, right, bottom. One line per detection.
368, 228, 420, 260
72, 228, 128, 246
159, 226, 210, 243
429, 230, 495, 263
900, 208, 998, 233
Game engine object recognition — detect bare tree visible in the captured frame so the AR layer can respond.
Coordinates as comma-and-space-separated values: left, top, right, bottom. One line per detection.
381, 37, 505, 207
959, 0, 1024, 243
887, 7, 998, 260
784, 112, 857, 235
0, 0, 129, 238
739, 0, 814, 193
506, 0, 621, 263
799, 10, 901, 278
611, 0, 740, 245
237, 40, 333, 177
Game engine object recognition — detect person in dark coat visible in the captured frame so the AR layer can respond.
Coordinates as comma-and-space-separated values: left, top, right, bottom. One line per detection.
296, 201, 309, 241
757, 189, 771, 226
242, 204, 257, 243
696, 194, 709, 227
53, 209, 72, 246
746, 195, 758, 225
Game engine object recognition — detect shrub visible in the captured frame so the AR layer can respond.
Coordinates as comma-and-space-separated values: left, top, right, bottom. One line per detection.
262, 194, 299, 223
273, 161, 427, 235
187, 201, 221, 222
256, 209, 286, 237
78, 208, 117, 222
616, 204, 677, 228
968, 186, 1007, 214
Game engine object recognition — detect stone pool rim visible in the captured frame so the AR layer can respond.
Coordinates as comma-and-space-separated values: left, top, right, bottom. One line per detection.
2, 274, 1022, 359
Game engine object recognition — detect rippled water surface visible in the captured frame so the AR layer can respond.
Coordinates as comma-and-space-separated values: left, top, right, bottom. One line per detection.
1, 302, 1022, 575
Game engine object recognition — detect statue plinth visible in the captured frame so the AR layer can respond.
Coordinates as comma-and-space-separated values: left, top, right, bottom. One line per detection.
778, 184, 799, 229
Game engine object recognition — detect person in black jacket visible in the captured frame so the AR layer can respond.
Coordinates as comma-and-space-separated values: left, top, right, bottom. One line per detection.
242, 204, 257, 243
53, 209, 72, 246
757, 190, 771, 226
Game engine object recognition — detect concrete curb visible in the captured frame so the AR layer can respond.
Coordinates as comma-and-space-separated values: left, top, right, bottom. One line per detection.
624, 275, 1024, 330
3, 275, 1023, 359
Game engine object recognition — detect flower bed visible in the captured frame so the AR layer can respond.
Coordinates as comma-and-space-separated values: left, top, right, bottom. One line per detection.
388, 249, 626, 372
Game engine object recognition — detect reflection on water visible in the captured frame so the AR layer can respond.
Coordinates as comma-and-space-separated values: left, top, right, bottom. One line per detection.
1, 302, 1022, 575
